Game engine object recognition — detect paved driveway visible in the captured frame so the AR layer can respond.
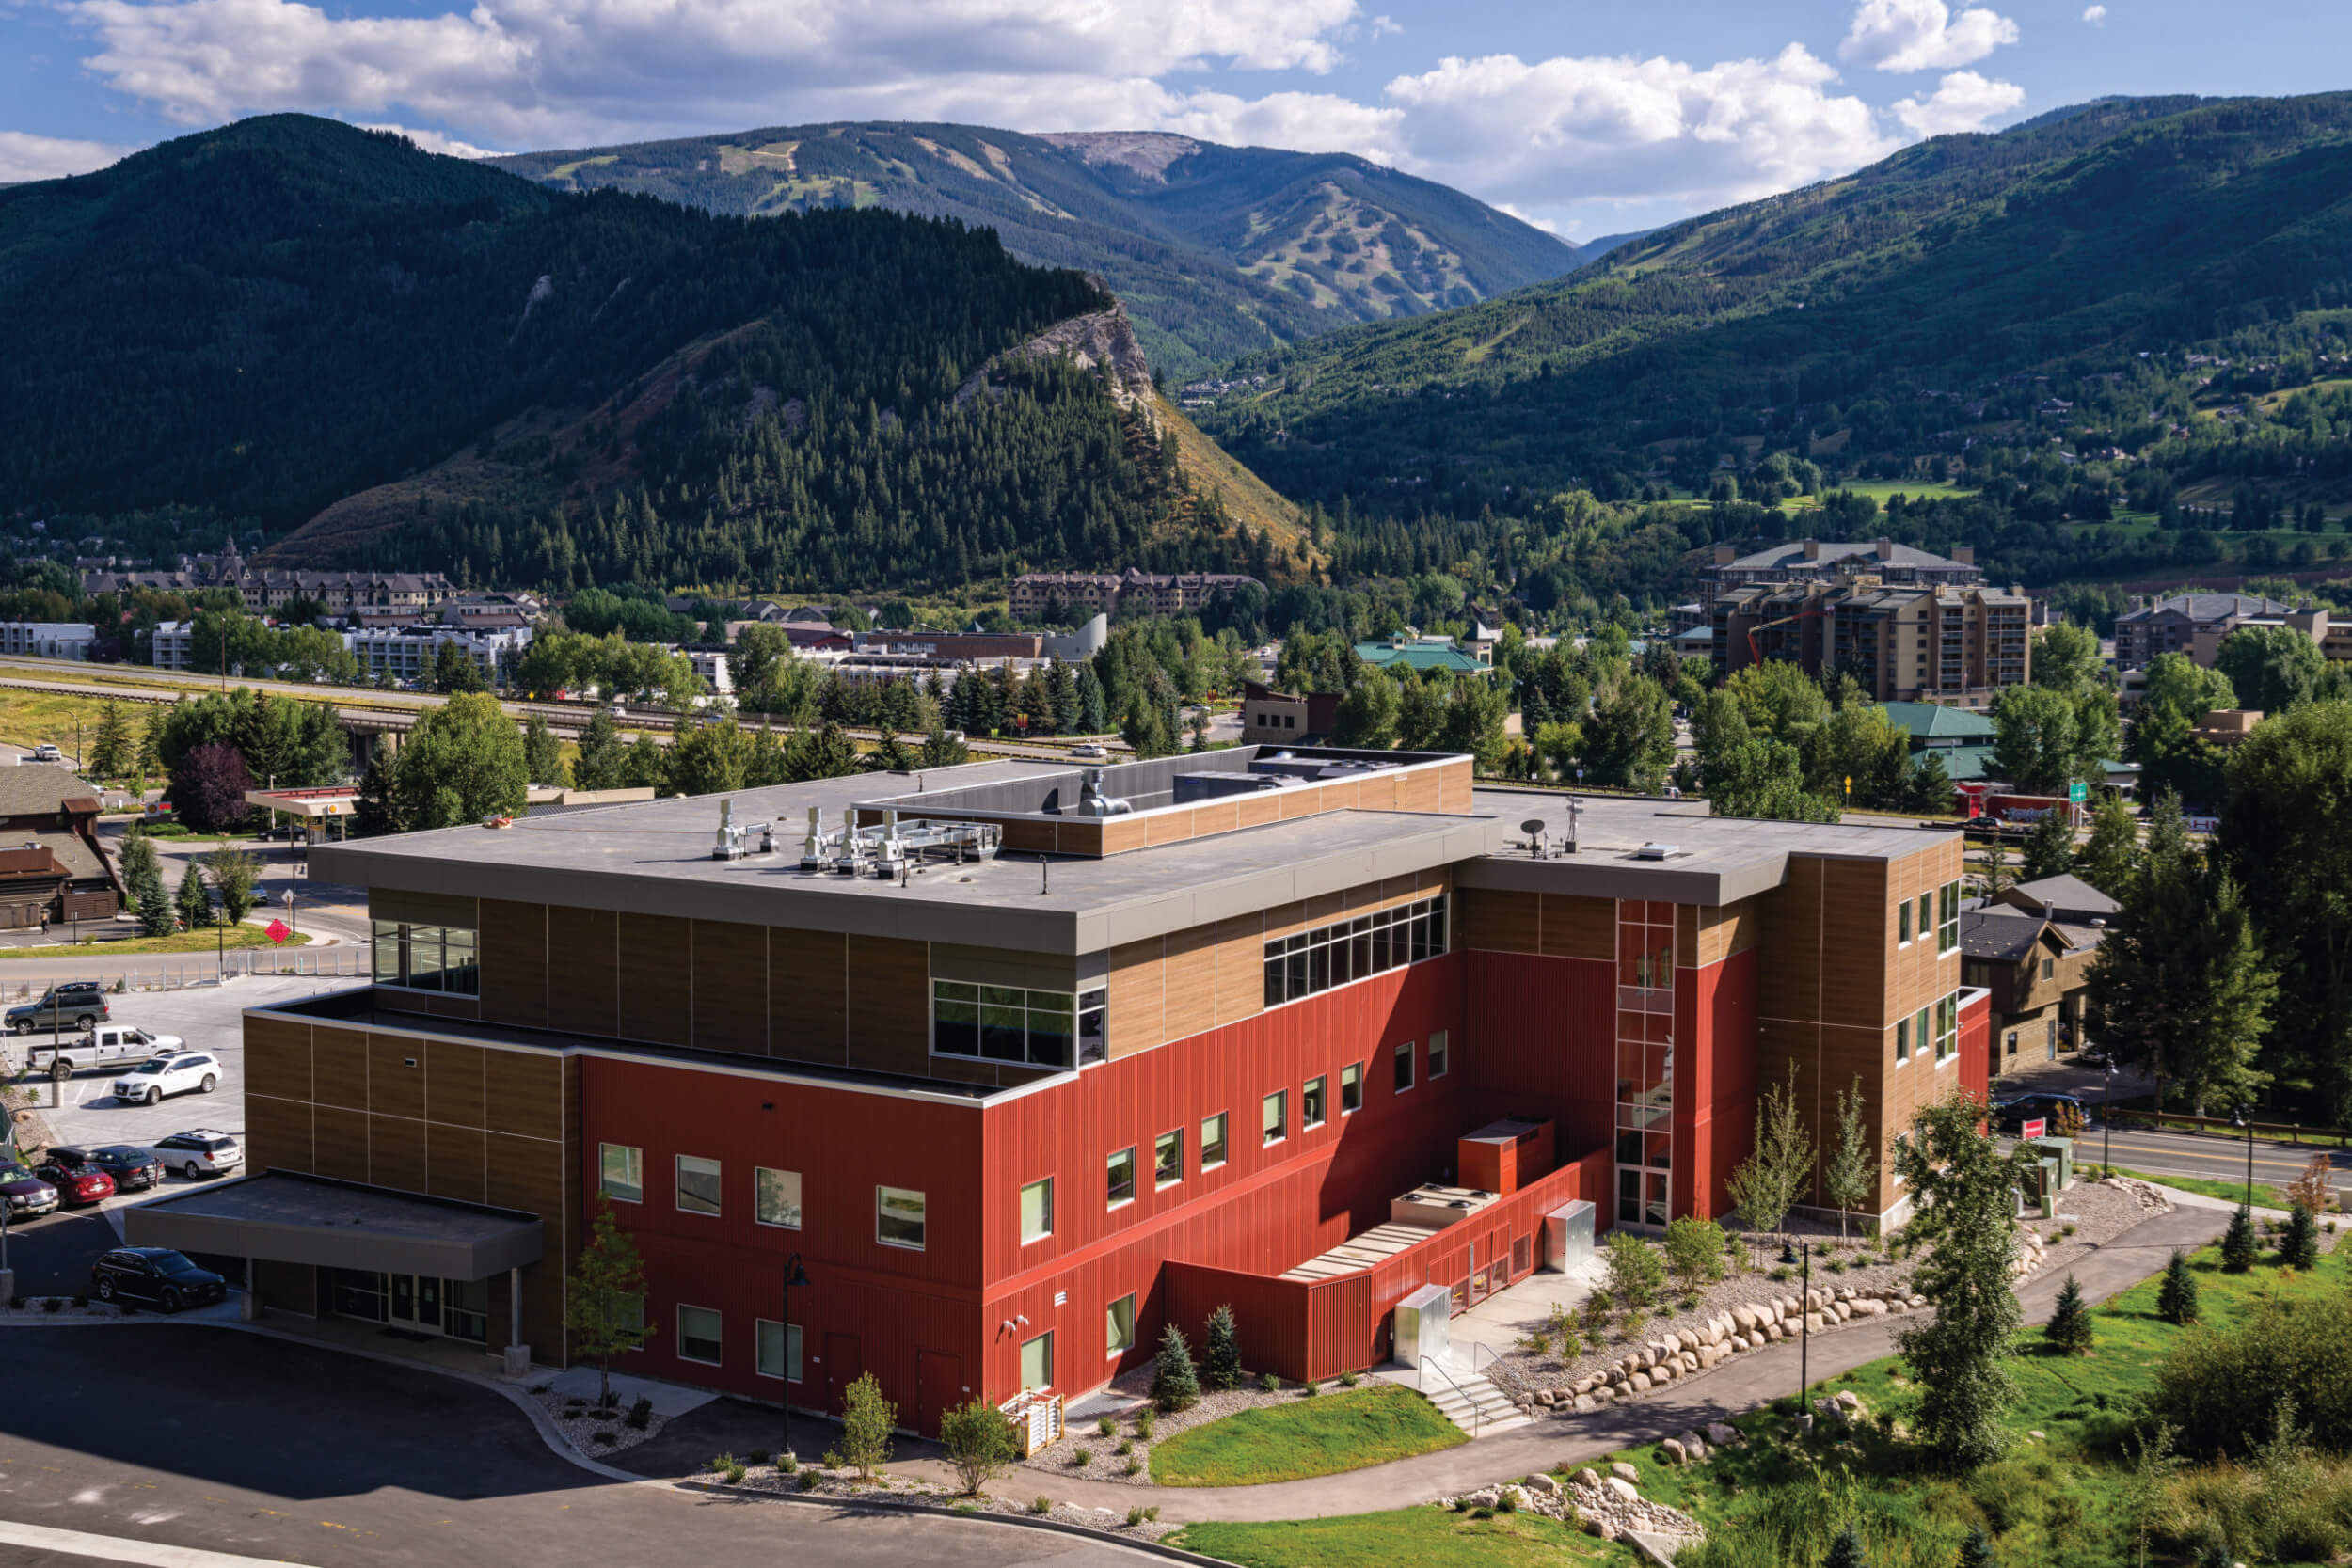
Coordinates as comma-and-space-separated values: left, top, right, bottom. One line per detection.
0, 1325, 1156, 1568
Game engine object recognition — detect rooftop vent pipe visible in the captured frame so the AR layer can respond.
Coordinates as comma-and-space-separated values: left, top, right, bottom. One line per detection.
1073, 768, 1133, 816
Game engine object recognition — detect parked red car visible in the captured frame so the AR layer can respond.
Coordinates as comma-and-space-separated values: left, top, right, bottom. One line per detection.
30, 1156, 115, 1208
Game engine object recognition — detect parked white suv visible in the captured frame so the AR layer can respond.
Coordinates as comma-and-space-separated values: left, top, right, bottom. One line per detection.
151, 1130, 243, 1180
111, 1052, 223, 1105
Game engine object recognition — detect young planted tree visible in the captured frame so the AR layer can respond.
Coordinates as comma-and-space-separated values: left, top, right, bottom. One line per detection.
1824, 1525, 1865, 1568
838, 1371, 896, 1480
1960, 1524, 1997, 1568
1200, 1304, 1242, 1392
1602, 1230, 1665, 1315
2022, 807, 2076, 882
135, 879, 176, 938
175, 862, 211, 930
2155, 1249, 2200, 1325
564, 1196, 653, 1411
2280, 1200, 2320, 1270
1725, 1062, 1814, 1260
88, 701, 133, 779
570, 709, 625, 790
204, 842, 259, 925
2221, 1206, 2258, 1273
1662, 1216, 1723, 1300
2044, 1273, 2094, 1355
1821, 1075, 1874, 1243
1152, 1323, 1200, 1413
1893, 1087, 2035, 1470
117, 831, 165, 911
938, 1393, 1016, 1496
522, 714, 563, 785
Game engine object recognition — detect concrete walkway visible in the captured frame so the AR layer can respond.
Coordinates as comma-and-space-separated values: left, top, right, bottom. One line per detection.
898, 1203, 2233, 1523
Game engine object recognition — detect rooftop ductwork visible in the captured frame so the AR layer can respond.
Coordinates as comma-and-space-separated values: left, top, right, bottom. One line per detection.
1072, 768, 1134, 817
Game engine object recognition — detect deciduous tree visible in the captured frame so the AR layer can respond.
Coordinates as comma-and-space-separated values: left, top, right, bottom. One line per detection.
565, 1196, 652, 1411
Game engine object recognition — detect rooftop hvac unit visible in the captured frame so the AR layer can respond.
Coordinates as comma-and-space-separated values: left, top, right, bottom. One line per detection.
1393, 1283, 1453, 1368
1634, 842, 1677, 860
1072, 768, 1134, 816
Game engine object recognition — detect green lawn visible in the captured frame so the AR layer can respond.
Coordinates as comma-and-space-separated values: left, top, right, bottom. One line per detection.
2107, 1165, 2290, 1210
1172, 1503, 1616, 1567
0, 926, 314, 959
1148, 1384, 1466, 1488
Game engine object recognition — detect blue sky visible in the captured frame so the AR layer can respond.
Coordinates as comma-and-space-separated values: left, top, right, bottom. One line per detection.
6, 0, 2351, 236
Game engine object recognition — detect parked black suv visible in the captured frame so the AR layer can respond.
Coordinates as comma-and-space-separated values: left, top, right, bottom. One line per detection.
91, 1247, 226, 1311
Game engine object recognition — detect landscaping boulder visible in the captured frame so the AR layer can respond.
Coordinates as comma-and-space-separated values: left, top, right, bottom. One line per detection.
1526, 1472, 1561, 1496
1467, 1488, 1501, 1509
1706, 1422, 1740, 1447
1679, 1432, 1709, 1462
1611, 1463, 1641, 1484
1731, 1304, 1760, 1334
1851, 1298, 1886, 1317
1576, 1468, 1602, 1488
1660, 1438, 1688, 1465
1605, 1477, 1641, 1503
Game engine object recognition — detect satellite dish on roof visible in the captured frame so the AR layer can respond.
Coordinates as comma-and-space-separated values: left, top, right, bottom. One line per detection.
1520, 819, 1547, 836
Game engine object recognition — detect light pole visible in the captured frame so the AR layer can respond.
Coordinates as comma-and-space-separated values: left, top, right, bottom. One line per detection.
2102, 1061, 2117, 1176
1781, 1237, 1812, 1410
780, 1252, 811, 1460
2234, 1106, 2255, 1210
283, 888, 296, 942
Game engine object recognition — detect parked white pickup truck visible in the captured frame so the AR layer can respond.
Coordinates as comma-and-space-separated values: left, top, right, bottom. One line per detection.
27, 1025, 184, 1080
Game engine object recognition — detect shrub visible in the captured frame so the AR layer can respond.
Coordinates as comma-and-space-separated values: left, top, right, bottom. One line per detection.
1622, 1309, 1649, 1339
1152, 1323, 1201, 1412
747, 1449, 769, 1465
1603, 1230, 1665, 1312
776, 1449, 798, 1473
1030, 1496, 1052, 1515
1771, 1264, 1794, 1282
626, 1396, 653, 1431
2060, 1221, 2078, 1238
2222, 1208, 2258, 1272
2153, 1291, 2352, 1456
71, 1293, 86, 1307
1300, 1380, 1320, 1397
1200, 1303, 1243, 1392
1823, 1257, 1848, 1275
1496, 1488, 1518, 1513
1126, 1505, 1149, 1528
796, 1471, 818, 1492
2156, 1250, 2200, 1326
1123, 1456, 1143, 1476
1096, 1415, 1117, 1437
713, 1452, 746, 1483
1339, 1370, 1360, 1388
822, 1449, 842, 1468
940, 1392, 1019, 1496
839, 1371, 895, 1480
1259, 1371, 1280, 1394
1134, 1410, 1154, 1441
1072, 1447, 1094, 1466
41, 1297, 60, 1314
1523, 1329, 1552, 1356
1117, 1438, 1134, 1457
594, 1430, 616, 1447
1664, 1214, 1725, 1296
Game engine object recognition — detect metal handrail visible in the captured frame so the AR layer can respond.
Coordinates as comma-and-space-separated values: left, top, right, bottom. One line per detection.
1419, 1355, 1484, 1438
1470, 1340, 1501, 1379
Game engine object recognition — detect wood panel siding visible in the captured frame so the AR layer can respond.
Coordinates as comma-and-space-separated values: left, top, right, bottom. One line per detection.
310, 1027, 369, 1109
426, 1122, 487, 1204
246, 1015, 312, 1102
1757, 858, 1826, 1023
368, 1115, 428, 1194
1438, 758, 1473, 813
1538, 894, 1614, 962
423, 1039, 485, 1130
1105, 938, 1165, 1060
691, 919, 770, 1056
842, 934, 929, 1077
365, 1035, 427, 1121
616, 912, 691, 1048
1212, 914, 1264, 1027
1162, 924, 1219, 1044
1818, 860, 1890, 1030
1459, 888, 1540, 954
484, 1047, 565, 1143
1397, 767, 1441, 814
310, 1104, 371, 1183
480, 899, 549, 1028
547, 906, 618, 1038
1235, 794, 1283, 832
771, 928, 847, 1065
245, 1093, 312, 1174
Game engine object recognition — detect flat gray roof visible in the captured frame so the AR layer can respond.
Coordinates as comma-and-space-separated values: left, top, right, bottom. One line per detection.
311, 758, 1504, 954
123, 1169, 541, 1280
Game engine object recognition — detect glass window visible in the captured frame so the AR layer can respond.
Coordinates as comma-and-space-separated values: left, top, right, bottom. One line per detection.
877, 1185, 927, 1250
1201, 1113, 1228, 1170
1340, 1062, 1362, 1114
373, 920, 480, 994
1021, 1178, 1054, 1243
1938, 881, 1961, 954
1428, 1030, 1450, 1080
1106, 1292, 1136, 1356
2041, 958, 2054, 980
1261, 896, 1448, 1006
1262, 1089, 1287, 1146
933, 980, 1096, 1069
675, 1155, 722, 1216
599, 1144, 643, 1204
756, 1319, 802, 1381
1154, 1130, 1183, 1187
1896, 1017, 1910, 1063
1106, 1147, 1136, 1207
755, 1167, 801, 1228
1898, 899, 1912, 944
1917, 893, 1932, 942
1302, 1076, 1327, 1130
1394, 1039, 1415, 1093
1021, 1330, 1054, 1392
1078, 991, 1108, 1066
677, 1304, 723, 1366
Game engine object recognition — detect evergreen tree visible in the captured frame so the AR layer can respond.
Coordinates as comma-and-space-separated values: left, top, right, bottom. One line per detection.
786, 722, 860, 782
135, 709, 164, 783
2280, 1198, 2320, 1269
88, 701, 133, 779
1824, 1525, 1865, 1568
2023, 807, 2075, 882
2221, 1206, 2257, 1273
1076, 665, 1108, 734
2155, 1248, 2200, 1324
355, 745, 404, 837
175, 861, 211, 931
866, 731, 914, 772
620, 735, 670, 791
522, 715, 563, 784
116, 831, 166, 911
571, 709, 625, 790
1200, 1303, 1243, 1392
1151, 1323, 1200, 1412
2074, 791, 2138, 895
2045, 1273, 2094, 1354
136, 879, 176, 938
918, 727, 970, 768
1959, 1524, 1997, 1568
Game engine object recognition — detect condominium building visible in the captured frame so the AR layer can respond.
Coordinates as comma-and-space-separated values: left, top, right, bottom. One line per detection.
1008, 569, 1258, 620
1702, 538, 1981, 592
133, 750, 1985, 1435
1712, 582, 2031, 705
2111, 594, 2352, 672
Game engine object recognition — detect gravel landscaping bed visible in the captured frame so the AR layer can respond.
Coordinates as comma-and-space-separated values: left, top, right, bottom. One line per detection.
1015, 1364, 1371, 1486
1485, 1177, 2175, 1413
693, 1456, 1183, 1543
534, 1385, 670, 1458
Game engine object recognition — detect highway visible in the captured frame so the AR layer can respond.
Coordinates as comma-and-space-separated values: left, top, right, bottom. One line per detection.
2087, 1120, 2345, 1196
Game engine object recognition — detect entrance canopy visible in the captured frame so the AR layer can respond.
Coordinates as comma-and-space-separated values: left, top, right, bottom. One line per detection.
243, 786, 361, 820
125, 1170, 541, 1281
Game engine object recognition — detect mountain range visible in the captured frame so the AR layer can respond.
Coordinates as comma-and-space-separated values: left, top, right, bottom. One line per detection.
488, 123, 1584, 379
1192, 92, 2352, 509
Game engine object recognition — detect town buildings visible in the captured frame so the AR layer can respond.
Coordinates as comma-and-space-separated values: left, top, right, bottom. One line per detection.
0, 622, 97, 659
1958, 875, 2118, 1069
82, 541, 454, 614
1701, 538, 1983, 593
1711, 582, 2031, 705
2111, 593, 2352, 672
0, 766, 123, 927
151, 622, 532, 680
1009, 569, 1258, 620
140, 752, 1986, 1437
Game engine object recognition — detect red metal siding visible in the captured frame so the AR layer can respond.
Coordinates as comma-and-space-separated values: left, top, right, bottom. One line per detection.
1960, 989, 1991, 1106
1461, 949, 1617, 1155
1676, 945, 1759, 1219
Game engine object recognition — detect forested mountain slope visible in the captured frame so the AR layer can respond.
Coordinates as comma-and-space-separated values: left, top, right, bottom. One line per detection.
489, 122, 1581, 378
0, 115, 1304, 591
1196, 93, 2352, 508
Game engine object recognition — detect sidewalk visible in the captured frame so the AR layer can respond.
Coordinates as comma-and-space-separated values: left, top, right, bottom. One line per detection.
892, 1203, 2232, 1523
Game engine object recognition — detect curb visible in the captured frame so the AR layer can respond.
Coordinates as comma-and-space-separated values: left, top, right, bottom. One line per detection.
671, 1477, 1232, 1566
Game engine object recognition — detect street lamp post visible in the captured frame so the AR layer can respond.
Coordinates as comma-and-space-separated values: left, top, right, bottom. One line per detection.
1781, 1237, 1813, 1412
780, 1252, 811, 1460
2235, 1106, 2255, 1210
283, 888, 296, 942
2102, 1062, 2118, 1176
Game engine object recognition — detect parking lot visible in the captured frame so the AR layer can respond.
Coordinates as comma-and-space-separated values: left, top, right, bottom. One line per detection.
0, 974, 351, 1291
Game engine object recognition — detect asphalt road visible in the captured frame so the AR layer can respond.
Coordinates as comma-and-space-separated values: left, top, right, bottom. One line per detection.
0, 1327, 1158, 1568
2088, 1123, 2347, 1196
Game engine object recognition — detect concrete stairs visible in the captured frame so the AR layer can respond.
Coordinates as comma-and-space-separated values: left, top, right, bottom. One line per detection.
1416, 1366, 1531, 1437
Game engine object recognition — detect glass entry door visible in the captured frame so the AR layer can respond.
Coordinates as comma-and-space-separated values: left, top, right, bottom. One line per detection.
388, 1274, 442, 1333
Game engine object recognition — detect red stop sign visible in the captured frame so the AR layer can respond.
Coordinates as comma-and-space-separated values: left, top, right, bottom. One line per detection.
266, 919, 291, 945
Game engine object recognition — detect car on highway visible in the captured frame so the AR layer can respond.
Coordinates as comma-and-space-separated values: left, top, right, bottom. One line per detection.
1071, 743, 1109, 759
151, 1130, 243, 1180
48, 1144, 163, 1193
91, 1247, 227, 1312
29, 743, 61, 764
0, 1163, 58, 1218
1993, 1092, 2088, 1134
6, 982, 109, 1035
109, 1052, 224, 1105
30, 1154, 115, 1208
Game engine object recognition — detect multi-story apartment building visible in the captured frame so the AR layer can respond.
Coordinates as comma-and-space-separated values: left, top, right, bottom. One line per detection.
346, 626, 532, 683
1009, 569, 1258, 620
134, 750, 1985, 1434
1702, 538, 1981, 593
1713, 582, 2030, 704
2110, 594, 2352, 672
0, 622, 97, 659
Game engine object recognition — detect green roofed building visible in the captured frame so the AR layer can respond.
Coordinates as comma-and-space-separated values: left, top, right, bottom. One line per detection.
1354, 637, 1489, 674
1880, 701, 1996, 782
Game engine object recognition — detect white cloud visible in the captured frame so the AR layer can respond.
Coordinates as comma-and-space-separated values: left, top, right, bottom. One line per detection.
1891, 69, 2026, 135
0, 130, 133, 182
1840, 0, 2019, 72
2082, 4, 2106, 22
359, 122, 505, 159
